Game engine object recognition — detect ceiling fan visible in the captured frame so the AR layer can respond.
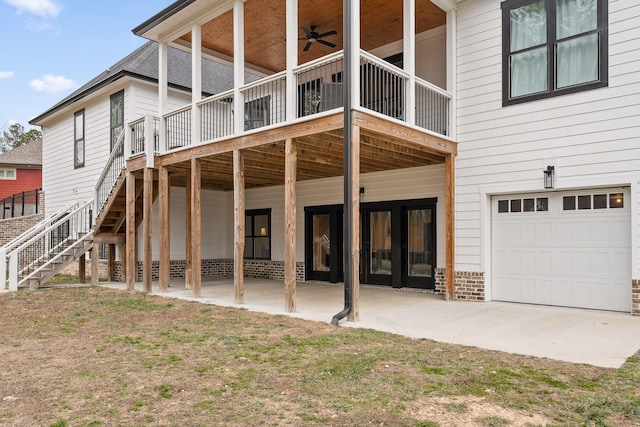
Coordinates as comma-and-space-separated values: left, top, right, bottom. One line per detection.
299, 26, 337, 51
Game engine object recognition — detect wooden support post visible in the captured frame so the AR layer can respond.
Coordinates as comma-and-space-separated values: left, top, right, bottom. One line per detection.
348, 124, 360, 322
78, 253, 86, 284
108, 244, 115, 282
159, 166, 170, 292
91, 243, 99, 286
143, 167, 153, 293
120, 243, 126, 282
191, 158, 202, 298
445, 153, 455, 301
233, 149, 245, 304
126, 172, 136, 291
284, 138, 297, 312
185, 168, 192, 290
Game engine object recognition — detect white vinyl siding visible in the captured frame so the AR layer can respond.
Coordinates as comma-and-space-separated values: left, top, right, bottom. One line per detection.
455, 0, 640, 280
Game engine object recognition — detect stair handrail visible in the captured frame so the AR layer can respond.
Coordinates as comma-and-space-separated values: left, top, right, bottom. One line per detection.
4, 199, 94, 291
95, 127, 126, 218
1, 200, 81, 254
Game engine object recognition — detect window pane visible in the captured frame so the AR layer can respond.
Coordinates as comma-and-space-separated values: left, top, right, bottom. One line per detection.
244, 237, 254, 258
370, 211, 392, 275
498, 200, 509, 213
254, 237, 270, 259
6, 170, 15, 178
523, 198, 535, 212
407, 209, 432, 278
536, 198, 549, 211
557, 0, 597, 39
557, 34, 599, 88
510, 199, 522, 213
563, 196, 576, 210
510, 47, 548, 97
254, 214, 269, 236
245, 216, 252, 236
610, 193, 624, 209
75, 113, 83, 140
578, 195, 591, 209
593, 194, 607, 209
312, 214, 331, 272
76, 140, 84, 166
0, 170, 4, 177
510, 0, 547, 51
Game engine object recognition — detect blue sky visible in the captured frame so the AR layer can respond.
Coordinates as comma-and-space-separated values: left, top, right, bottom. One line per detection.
0, 0, 175, 131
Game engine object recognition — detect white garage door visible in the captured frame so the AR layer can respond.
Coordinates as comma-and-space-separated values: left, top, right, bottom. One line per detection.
492, 188, 631, 312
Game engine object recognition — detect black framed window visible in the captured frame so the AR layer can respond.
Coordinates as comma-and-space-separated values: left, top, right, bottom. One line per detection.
74, 109, 85, 168
244, 209, 271, 260
501, 0, 608, 105
110, 90, 124, 152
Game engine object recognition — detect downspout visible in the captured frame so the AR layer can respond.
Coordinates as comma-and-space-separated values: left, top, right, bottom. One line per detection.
331, 0, 354, 326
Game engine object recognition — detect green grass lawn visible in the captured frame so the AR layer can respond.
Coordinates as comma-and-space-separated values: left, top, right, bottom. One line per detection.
0, 286, 638, 426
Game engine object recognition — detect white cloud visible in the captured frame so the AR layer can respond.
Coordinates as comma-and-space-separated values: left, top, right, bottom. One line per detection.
4, 0, 61, 18
30, 74, 76, 92
26, 21, 54, 31
0, 71, 15, 79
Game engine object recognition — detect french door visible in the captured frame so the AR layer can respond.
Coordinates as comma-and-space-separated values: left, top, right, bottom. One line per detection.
305, 199, 436, 289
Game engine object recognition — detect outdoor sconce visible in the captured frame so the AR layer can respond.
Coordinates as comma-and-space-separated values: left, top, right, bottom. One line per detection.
543, 165, 555, 189
260, 227, 267, 236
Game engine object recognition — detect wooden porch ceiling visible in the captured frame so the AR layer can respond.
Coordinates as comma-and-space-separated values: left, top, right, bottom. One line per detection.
158, 112, 449, 192
180, 0, 446, 73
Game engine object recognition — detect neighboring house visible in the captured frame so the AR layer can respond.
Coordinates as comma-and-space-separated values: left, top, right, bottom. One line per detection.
23, 0, 640, 318
0, 139, 42, 200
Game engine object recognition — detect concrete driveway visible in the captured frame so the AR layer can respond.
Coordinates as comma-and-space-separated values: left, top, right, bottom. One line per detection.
100, 277, 640, 368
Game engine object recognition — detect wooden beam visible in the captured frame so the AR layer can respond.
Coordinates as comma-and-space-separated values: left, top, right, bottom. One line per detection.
157, 112, 344, 167
284, 138, 296, 312
108, 244, 115, 282
126, 172, 136, 291
354, 110, 457, 155
191, 158, 202, 298
348, 123, 360, 322
143, 167, 153, 293
445, 153, 455, 300
233, 149, 245, 304
185, 168, 192, 290
159, 166, 170, 292
92, 234, 126, 245
91, 243, 99, 286
78, 253, 86, 284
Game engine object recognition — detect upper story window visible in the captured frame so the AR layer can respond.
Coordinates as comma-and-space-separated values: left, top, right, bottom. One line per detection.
110, 90, 124, 152
74, 109, 85, 169
0, 168, 16, 180
501, 0, 608, 106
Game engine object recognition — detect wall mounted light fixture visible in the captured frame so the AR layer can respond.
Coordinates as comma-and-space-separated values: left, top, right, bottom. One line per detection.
543, 165, 555, 189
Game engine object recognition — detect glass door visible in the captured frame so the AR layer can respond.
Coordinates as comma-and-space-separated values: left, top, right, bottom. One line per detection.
305, 206, 343, 283
367, 210, 394, 286
404, 207, 435, 288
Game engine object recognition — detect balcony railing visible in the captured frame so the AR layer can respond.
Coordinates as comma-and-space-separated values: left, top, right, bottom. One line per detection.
130, 116, 160, 156
147, 50, 451, 157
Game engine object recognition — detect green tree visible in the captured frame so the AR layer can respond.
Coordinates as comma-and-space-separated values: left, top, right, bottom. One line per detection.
0, 123, 42, 152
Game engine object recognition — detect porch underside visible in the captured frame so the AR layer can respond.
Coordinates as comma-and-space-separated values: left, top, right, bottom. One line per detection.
101, 110, 456, 317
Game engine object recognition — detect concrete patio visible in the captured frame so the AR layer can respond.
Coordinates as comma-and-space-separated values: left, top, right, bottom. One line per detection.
99, 277, 640, 368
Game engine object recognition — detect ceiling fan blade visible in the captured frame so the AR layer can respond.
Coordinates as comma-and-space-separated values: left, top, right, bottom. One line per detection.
303, 42, 313, 51
317, 30, 337, 38
317, 39, 336, 48
301, 27, 312, 37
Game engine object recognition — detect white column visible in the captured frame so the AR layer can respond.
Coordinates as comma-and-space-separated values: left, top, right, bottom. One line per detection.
8, 251, 18, 292
192, 23, 202, 145
404, 0, 416, 125
349, 0, 361, 109
0, 249, 6, 291
159, 41, 169, 152
145, 115, 154, 168
285, 0, 298, 122
233, 0, 245, 134
446, 8, 457, 139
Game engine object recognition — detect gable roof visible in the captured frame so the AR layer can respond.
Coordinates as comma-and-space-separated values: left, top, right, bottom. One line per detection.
30, 41, 235, 125
0, 139, 42, 167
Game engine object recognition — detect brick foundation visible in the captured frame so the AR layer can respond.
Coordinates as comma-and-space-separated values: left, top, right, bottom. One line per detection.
113, 259, 305, 283
633, 279, 640, 316
60, 259, 110, 281
434, 268, 486, 301
0, 213, 45, 246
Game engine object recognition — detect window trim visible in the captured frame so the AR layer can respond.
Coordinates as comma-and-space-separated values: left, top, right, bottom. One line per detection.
74, 109, 85, 169
244, 208, 272, 260
110, 90, 124, 152
0, 168, 17, 180
501, 0, 608, 106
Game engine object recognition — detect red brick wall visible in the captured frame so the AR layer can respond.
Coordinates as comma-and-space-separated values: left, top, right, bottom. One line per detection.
0, 168, 42, 199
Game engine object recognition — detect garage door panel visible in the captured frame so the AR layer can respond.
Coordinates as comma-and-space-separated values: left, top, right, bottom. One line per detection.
492, 189, 631, 312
